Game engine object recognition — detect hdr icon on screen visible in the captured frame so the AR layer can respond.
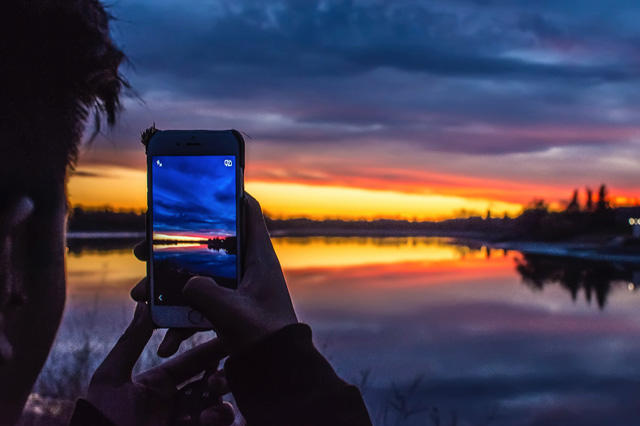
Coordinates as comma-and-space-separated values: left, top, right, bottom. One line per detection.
224, 159, 233, 167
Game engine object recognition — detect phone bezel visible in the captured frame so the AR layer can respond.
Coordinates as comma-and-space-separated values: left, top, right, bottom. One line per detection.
146, 130, 244, 329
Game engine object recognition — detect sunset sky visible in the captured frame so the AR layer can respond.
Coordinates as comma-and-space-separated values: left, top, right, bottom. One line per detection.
69, 0, 639, 220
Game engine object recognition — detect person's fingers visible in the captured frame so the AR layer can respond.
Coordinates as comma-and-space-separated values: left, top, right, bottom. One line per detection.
183, 276, 237, 329
206, 370, 230, 395
240, 195, 287, 298
199, 401, 235, 426
242, 193, 274, 266
157, 328, 196, 357
133, 240, 148, 261
92, 303, 153, 385
241, 193, 286, 294
130, 277, 147, 302
137, 338, 227, 391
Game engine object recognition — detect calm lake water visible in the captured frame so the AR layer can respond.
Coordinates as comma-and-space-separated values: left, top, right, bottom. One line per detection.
38, 237, 640, 426
153, 243, 237, 305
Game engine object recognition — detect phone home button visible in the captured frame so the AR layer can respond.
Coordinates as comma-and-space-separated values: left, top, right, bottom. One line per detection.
188, 310, 204, 324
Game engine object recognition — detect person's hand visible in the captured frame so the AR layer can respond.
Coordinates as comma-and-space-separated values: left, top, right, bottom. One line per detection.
86, 303, 235, 426
130, 247, 197, 358
131, 193, 298, 354
182, 194, 298, 353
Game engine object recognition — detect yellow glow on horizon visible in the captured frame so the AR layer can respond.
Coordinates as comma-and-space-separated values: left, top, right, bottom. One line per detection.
614, 196, 640, 206
68, 165, 523, 219
272, 237, 482, 269
247, 181, 522, 220
154, 243, 203, 250
68, 165, 146, 210
153, 233, 203, 242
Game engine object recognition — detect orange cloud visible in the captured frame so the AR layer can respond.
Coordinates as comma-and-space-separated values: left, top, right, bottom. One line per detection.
68, 158, 638, 220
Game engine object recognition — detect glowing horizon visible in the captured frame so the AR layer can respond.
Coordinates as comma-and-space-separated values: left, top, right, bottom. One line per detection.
153, 231, 232, 240
65, 1, 640, 223
153, 233, 207, 241
68, 163, 638, 221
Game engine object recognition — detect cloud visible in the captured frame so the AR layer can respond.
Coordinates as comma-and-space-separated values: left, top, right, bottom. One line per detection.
76, 0, 640, 209
114, 1, 637, 83
152, 156, 236, 235
102, 0, 640, 155
71, 169, 110, 178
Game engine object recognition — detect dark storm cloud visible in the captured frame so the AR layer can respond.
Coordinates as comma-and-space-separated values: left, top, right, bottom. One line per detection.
104, 0, 640, 156
115, 0, 635, 82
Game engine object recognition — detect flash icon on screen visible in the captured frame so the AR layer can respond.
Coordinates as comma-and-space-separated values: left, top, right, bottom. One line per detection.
224, 159, 232, 167
156, 159, 163, 167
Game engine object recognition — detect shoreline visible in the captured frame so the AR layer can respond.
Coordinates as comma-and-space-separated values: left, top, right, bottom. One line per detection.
486, 240, 640, 265
67, 230, 640, 265
67, 231, 145, 239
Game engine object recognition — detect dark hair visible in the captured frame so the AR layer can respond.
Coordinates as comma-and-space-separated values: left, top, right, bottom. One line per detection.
0, 0, 128, 182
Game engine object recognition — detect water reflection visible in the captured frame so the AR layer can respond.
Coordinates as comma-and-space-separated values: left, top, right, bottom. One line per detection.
516, 253, 639, 309
41, 237, 640, 426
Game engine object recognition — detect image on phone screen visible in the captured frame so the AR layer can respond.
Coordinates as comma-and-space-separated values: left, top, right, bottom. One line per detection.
151, 155, 237, 306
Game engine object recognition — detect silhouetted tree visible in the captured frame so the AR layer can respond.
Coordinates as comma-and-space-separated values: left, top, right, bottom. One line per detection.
528, 198, 549, 211
512, 199, 550, 239
68, 206, 145, 231
596, 184, 610, 212
585, 187, 594, 211
592, 184, 616, 229
566, 189, 580, 213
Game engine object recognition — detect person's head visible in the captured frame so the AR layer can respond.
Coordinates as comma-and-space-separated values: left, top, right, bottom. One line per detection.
0, 0, 126, 421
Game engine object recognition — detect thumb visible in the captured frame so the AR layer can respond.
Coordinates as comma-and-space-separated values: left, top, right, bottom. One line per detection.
183, 276, 237, 330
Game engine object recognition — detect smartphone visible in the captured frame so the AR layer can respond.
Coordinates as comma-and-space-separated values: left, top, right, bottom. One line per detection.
146, 130, 244, 328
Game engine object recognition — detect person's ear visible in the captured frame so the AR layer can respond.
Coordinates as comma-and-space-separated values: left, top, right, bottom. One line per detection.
0, 196, 34, 365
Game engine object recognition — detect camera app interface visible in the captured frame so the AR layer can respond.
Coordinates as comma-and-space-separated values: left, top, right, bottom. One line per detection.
152, 155, 237, 306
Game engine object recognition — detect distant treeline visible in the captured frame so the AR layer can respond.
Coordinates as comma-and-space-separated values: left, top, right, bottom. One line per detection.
68, 185, 640, 242
506, 184, 638, 241
153, 237, 237, 254
267, 186, 639, 241
69, 206, 145, 232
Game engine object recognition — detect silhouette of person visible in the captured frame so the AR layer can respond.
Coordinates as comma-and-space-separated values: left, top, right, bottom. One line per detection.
1, 1, 232, 424
2, 0, 372, 424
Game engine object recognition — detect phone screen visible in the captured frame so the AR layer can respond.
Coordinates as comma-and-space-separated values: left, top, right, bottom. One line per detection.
151, 155, 237, 306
